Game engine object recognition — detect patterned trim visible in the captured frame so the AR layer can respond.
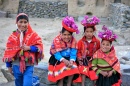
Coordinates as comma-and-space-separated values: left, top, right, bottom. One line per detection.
48, 65, 77, 76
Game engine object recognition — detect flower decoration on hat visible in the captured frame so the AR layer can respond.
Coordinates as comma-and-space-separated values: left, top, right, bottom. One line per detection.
98, 25, 118, 41
62, 16, 79, 34
81, 15, 100, 27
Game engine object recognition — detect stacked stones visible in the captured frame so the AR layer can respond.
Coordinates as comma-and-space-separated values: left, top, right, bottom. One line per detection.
109, 3, 130, 30
109, 3, 130, 45
18, 0, 68, 18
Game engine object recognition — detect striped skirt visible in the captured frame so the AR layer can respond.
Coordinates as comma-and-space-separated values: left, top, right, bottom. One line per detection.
48, 55, 80, 82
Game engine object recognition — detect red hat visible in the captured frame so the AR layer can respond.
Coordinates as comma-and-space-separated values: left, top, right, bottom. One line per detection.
62, 16, 79, 34
16, 13, 28, 23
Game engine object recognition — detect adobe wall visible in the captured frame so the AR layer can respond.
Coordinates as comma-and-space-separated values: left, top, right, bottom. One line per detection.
68, 0, 115, 17
0, 0, 19, 13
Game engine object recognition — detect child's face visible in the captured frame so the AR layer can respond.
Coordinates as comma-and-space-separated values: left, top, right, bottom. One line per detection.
61, 30, 72, 43
101, 40, 111, 53
17, 19, 28, 31
84, 27, 94, 40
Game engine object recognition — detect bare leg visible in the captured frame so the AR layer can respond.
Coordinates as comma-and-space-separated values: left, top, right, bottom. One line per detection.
81, 74, 86, 86
67, 75, 74, 86
58, 79, 64, 86
93, 80, 96, 86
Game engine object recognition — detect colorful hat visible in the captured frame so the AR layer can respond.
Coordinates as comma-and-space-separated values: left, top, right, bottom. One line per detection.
16, 13, 28, 23
81, 15, 100, 27
62, 16, 79, 34
98, 25, 118, 41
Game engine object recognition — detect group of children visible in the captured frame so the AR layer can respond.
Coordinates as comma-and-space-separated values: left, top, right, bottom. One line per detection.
2, 13, 121, 86
47, 15, 121, 86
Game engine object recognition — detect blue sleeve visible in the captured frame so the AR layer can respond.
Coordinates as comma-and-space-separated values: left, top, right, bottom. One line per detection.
54, 52, 63, 61
30, 46, 38, 52
6, 62, 12, 67
70, 48, 77, 61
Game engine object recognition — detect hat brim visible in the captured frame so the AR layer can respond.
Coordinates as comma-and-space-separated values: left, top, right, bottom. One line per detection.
62, 21, 76, 32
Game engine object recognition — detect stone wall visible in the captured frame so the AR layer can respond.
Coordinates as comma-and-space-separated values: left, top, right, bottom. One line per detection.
109, 3, 130, 29
109, 3, 130, 45
18, 0, 68, 18
1, 0, 130, 18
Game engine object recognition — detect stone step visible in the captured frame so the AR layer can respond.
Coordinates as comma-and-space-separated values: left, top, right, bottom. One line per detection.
0, 11, 6, 18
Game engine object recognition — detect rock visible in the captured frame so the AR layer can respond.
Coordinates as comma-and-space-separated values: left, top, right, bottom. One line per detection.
123, 68, 130, 73
1, 66, 14, 82
0, 11, 7, 18
119, 58, 126, 64
0, 70, 7, 84
122, 57, 130, 61
121, 74, 130, 86
116, 36, 126, 45
125, 61, 130, 65
0, 81, 14, 86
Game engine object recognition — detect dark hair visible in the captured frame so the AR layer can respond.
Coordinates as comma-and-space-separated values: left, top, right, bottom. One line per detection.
101, 39, 112, 45
16, 15, 29, 22
84, 26, 95, 32
61, 27, 73, 35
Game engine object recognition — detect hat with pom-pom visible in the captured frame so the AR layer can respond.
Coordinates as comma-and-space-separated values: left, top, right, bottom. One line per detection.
62, 16, 79, 34
98, 25, 118, 41
81, 15, 100, 27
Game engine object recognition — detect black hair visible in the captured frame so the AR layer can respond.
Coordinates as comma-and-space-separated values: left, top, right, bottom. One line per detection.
84, 26, 95, 33
16, 15, 29, 22
101, 39, 112, 45
61, 27, 73, 35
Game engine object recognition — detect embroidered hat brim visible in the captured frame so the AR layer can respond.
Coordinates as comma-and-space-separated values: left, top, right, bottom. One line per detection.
62, 21, 76, 32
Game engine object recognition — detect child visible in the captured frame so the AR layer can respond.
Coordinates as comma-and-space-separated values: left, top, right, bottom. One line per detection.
77, 15, 100, 86
3, 13, 44, 86
48, 16, 80, 86
92, 25, 121, 86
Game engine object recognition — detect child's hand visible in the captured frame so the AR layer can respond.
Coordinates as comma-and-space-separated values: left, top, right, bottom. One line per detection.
68, 60, 73, 68
100, 71, 108, 77
62, 59, 70, 67
107, 70, 113, 77
78, 60, 83, 65
70, 60, 73, 64
21, 45, 30, 51
78, 58, 83, 65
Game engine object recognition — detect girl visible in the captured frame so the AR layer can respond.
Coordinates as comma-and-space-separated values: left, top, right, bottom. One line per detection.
92, 25, 121, 86
48, 16, 80, 86
3, 13, 44, 86
77, 15, 100, 86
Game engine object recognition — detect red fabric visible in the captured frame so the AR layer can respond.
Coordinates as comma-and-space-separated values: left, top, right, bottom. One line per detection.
3, 24, 43, 73
50, 34, 77, 54
78, 66, 89, 76
77, 36, 100, 59
62, 21, 77, 32
48, 62, 80, 82
78, 65, 98, 81
112, 79, 122, 86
